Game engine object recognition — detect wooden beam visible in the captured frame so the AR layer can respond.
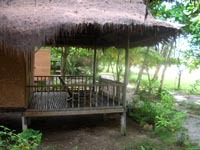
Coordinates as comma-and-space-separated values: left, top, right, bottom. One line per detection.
24, 108, 124, 117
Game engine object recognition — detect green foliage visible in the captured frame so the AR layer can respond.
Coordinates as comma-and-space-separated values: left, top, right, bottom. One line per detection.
190, 79, 200, 94
129, 98, 157, 126
51, 47, 94, 75
0, 126, 42, 150
184, 142, 200, 150
151, 1, 200, 42
154, 91, 186, 137
99, 47, 125, 81
140, 80, 160, 95
129, 90, 186, 138
183, 48, 200, 70
150, 1, 200, 70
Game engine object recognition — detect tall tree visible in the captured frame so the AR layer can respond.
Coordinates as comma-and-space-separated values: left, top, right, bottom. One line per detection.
150, 0, 200, 70
134, 47, 150, 94
158, 41, 174, 93
61, 47, 70, 76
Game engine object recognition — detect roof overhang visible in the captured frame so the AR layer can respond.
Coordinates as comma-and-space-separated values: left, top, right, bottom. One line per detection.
0, 0, 181, 52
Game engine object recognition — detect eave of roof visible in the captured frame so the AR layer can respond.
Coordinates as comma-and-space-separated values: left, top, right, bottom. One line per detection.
0, 0, 181, 52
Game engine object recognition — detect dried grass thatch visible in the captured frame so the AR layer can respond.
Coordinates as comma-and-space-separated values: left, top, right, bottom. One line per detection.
0, 0, 181, 52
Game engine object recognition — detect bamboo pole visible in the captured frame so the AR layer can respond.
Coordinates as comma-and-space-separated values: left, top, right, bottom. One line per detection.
121, 31, 130, 136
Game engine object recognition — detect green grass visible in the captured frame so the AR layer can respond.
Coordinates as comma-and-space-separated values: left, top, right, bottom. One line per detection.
128, 67, 200, 94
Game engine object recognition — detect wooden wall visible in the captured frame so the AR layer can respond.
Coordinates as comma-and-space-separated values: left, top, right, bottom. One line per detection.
0, 50, 26, 108
34, 50, 51, 76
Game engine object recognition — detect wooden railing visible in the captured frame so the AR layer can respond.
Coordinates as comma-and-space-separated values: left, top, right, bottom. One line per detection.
27, 76, 124, 111
34, 75, 93, 86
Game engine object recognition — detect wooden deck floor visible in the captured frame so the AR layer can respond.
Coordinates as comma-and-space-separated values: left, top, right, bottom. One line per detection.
25, 91, 124, 117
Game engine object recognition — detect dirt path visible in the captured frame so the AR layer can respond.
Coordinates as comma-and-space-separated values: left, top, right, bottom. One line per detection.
184, 114, 200, 145
1, 113, 157, 150
174, 93, 200, 146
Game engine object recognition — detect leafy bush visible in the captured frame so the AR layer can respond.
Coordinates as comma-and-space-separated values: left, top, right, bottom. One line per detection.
140, 80, 160, 95
154, 91, 186, 136
190, 79, 200, 94
129, 98, 156, 126
0, 126, 42, 150
129, 90, 186, 137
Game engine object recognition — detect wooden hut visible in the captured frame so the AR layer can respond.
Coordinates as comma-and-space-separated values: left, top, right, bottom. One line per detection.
0, 0, 180, 134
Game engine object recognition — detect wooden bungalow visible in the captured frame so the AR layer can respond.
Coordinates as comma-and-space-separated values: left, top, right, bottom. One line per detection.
0, 0, 180, 135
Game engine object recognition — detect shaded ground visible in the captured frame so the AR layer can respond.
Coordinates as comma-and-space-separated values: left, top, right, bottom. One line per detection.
0, 113, 160, 150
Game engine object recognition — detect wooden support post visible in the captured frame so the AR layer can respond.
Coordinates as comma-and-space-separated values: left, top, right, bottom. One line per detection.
121, 112, 126, 136
121, 31, 130, 136
22, 116, 28, 131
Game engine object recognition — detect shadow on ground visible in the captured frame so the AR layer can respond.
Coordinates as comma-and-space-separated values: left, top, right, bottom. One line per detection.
0, 113, 152, 150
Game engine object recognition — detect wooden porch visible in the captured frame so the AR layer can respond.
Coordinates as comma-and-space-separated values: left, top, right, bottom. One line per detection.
24, 76, 125, 117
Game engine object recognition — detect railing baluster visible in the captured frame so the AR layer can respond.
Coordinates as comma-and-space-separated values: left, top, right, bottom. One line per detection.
112, 85, 115, 106
79, 85, 81, 108
29, 75, 119, 111
106, 85, 109, 107
89, 85, 92, 108
83, 85, 86, 107
118, 85, 120, 106
100, 84, 103, 107
95, 85, 97, 107
72, 87, 74, 108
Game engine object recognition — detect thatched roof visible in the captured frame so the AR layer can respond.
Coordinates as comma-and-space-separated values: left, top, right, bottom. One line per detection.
0, 0, 181, 52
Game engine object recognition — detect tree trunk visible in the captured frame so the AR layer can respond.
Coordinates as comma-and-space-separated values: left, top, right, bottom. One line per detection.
134, 47, 150, 94
61, 47, 70, 76
152, 65, 161, 81
158, 42, 174, 94
152, 45, 165, 81
177, 70, 182, 89
134, 65, 145, 94
146, 68, 152, 94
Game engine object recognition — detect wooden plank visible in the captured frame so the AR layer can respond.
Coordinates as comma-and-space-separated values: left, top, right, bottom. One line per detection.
24, 107, 124, 117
